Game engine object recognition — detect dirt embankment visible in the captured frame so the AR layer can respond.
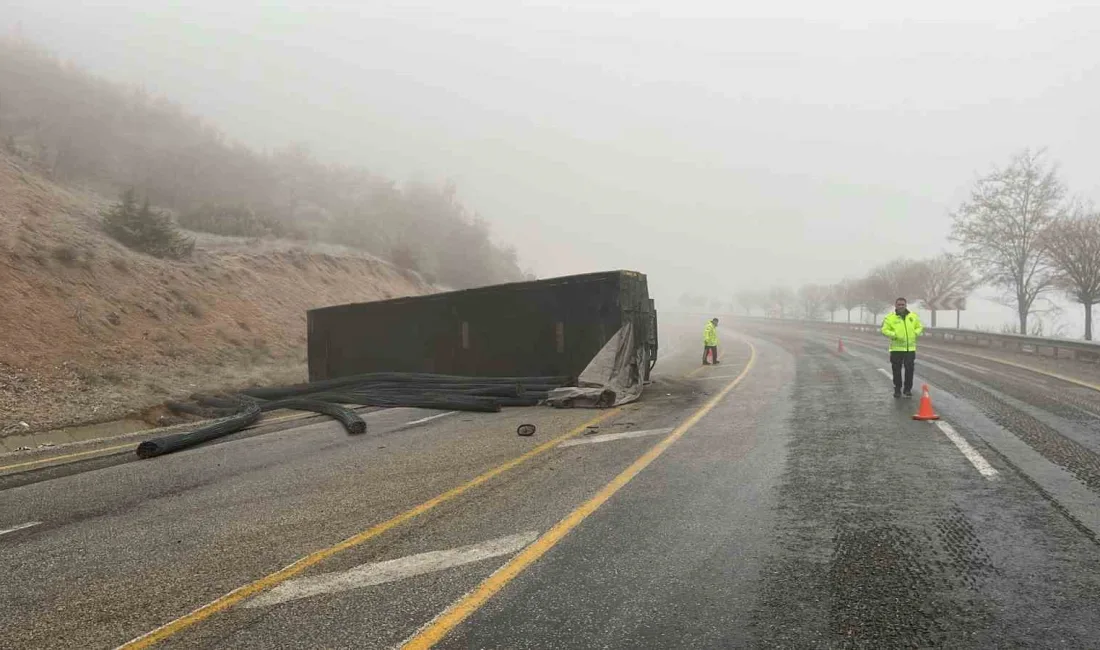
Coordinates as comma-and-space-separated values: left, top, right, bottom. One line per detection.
0, 154, 431, 435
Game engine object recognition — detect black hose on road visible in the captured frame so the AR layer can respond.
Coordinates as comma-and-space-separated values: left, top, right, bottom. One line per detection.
494, 397, 543, 407
136, 403, 262, 459
139, 374, 570, 458
240, 373, 570, 400
259, 399, 366, 434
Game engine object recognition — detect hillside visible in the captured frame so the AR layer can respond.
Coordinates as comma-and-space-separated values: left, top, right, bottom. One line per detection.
0, 152, 432, 435
0, 35, 525, 289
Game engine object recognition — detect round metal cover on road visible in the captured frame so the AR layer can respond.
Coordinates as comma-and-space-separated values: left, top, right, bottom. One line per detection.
516, 424, 536, 437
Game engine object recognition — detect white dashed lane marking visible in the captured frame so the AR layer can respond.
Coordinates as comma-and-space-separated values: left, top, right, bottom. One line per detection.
876, 369, 997, 479
934, 421, 999, 479
558, 428, 673, 448
397, 411, 458, 428
0, 521, 41, 537
246, 532, 539, 608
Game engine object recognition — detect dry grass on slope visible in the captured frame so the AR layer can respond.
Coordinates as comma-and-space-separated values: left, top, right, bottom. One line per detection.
0, 153, 432, 434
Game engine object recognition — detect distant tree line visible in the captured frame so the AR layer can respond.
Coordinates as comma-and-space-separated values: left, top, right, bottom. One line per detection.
734, 254, 975, 327
0, 36, 524, 288
735, 149, 1100, 340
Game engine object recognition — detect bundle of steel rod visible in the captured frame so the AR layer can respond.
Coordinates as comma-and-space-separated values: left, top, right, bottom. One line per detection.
139, 373, 571, 459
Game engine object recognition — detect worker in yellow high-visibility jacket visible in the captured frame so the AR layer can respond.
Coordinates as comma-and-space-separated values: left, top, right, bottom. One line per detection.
703, 318, 720, 365
881, 297, 924, 398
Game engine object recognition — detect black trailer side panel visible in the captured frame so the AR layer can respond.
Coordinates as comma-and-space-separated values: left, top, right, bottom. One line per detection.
307, 270, 652, 381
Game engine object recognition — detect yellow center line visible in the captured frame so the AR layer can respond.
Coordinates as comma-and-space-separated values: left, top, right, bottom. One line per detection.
0, 410, 330, 474
0, 442, 135, 473
115, 408, 620, 650
400, 341, 757, 649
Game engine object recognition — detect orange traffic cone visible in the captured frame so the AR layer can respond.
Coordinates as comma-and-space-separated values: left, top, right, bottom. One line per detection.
837, 338, 846, 353
912, 384, 940, 421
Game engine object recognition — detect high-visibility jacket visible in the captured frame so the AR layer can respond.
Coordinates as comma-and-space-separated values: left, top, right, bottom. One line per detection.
703, 321, 719, 347
881, 310, 923, 352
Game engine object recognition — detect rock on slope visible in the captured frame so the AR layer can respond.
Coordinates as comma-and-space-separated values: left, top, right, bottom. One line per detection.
0, 153, 431, 434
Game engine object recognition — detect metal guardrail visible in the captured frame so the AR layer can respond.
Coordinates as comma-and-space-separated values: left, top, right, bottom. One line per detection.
728, 315, 1100, 364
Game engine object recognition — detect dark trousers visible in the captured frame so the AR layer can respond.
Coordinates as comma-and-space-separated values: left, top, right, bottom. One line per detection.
890, 351, 916, 392
703, 346, 718, 363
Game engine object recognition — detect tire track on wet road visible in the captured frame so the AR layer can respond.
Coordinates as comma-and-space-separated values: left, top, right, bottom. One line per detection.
750, 334, 1000, 648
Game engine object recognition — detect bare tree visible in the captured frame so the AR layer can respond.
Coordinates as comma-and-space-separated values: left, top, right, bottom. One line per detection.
834, 278, 861, 323
951, 149, 1066, 333
1042, 206, 1100, 340
798, 284, 830, 320
858, 276, 891, 324
767, 286, 795, 319
917, 253, 975, 327
871, 260, 926, 303
858, 261, 925, 324
853, 277, 880, 324
822, 286, 840, 322
735, 289, 761, 316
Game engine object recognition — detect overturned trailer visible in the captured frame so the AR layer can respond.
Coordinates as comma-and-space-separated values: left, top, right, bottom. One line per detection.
135, 272, 656, 459
307, 270, 658, 406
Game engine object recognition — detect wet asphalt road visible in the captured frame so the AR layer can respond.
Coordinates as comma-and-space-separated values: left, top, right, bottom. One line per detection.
2, 319, 1100, 649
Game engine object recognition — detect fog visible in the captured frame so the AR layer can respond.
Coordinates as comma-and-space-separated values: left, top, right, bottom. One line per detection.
7, 0, 1100, 331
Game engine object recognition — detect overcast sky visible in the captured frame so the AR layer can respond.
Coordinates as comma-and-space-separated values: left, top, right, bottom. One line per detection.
6, 0, 1100, 330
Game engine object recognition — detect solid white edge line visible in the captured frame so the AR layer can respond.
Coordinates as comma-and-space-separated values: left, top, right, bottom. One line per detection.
875, 367, 996, 479
245, 531, 539, 608
934, 421, 999, 479
0, 521, 42, 537
558, 428, 673, 448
